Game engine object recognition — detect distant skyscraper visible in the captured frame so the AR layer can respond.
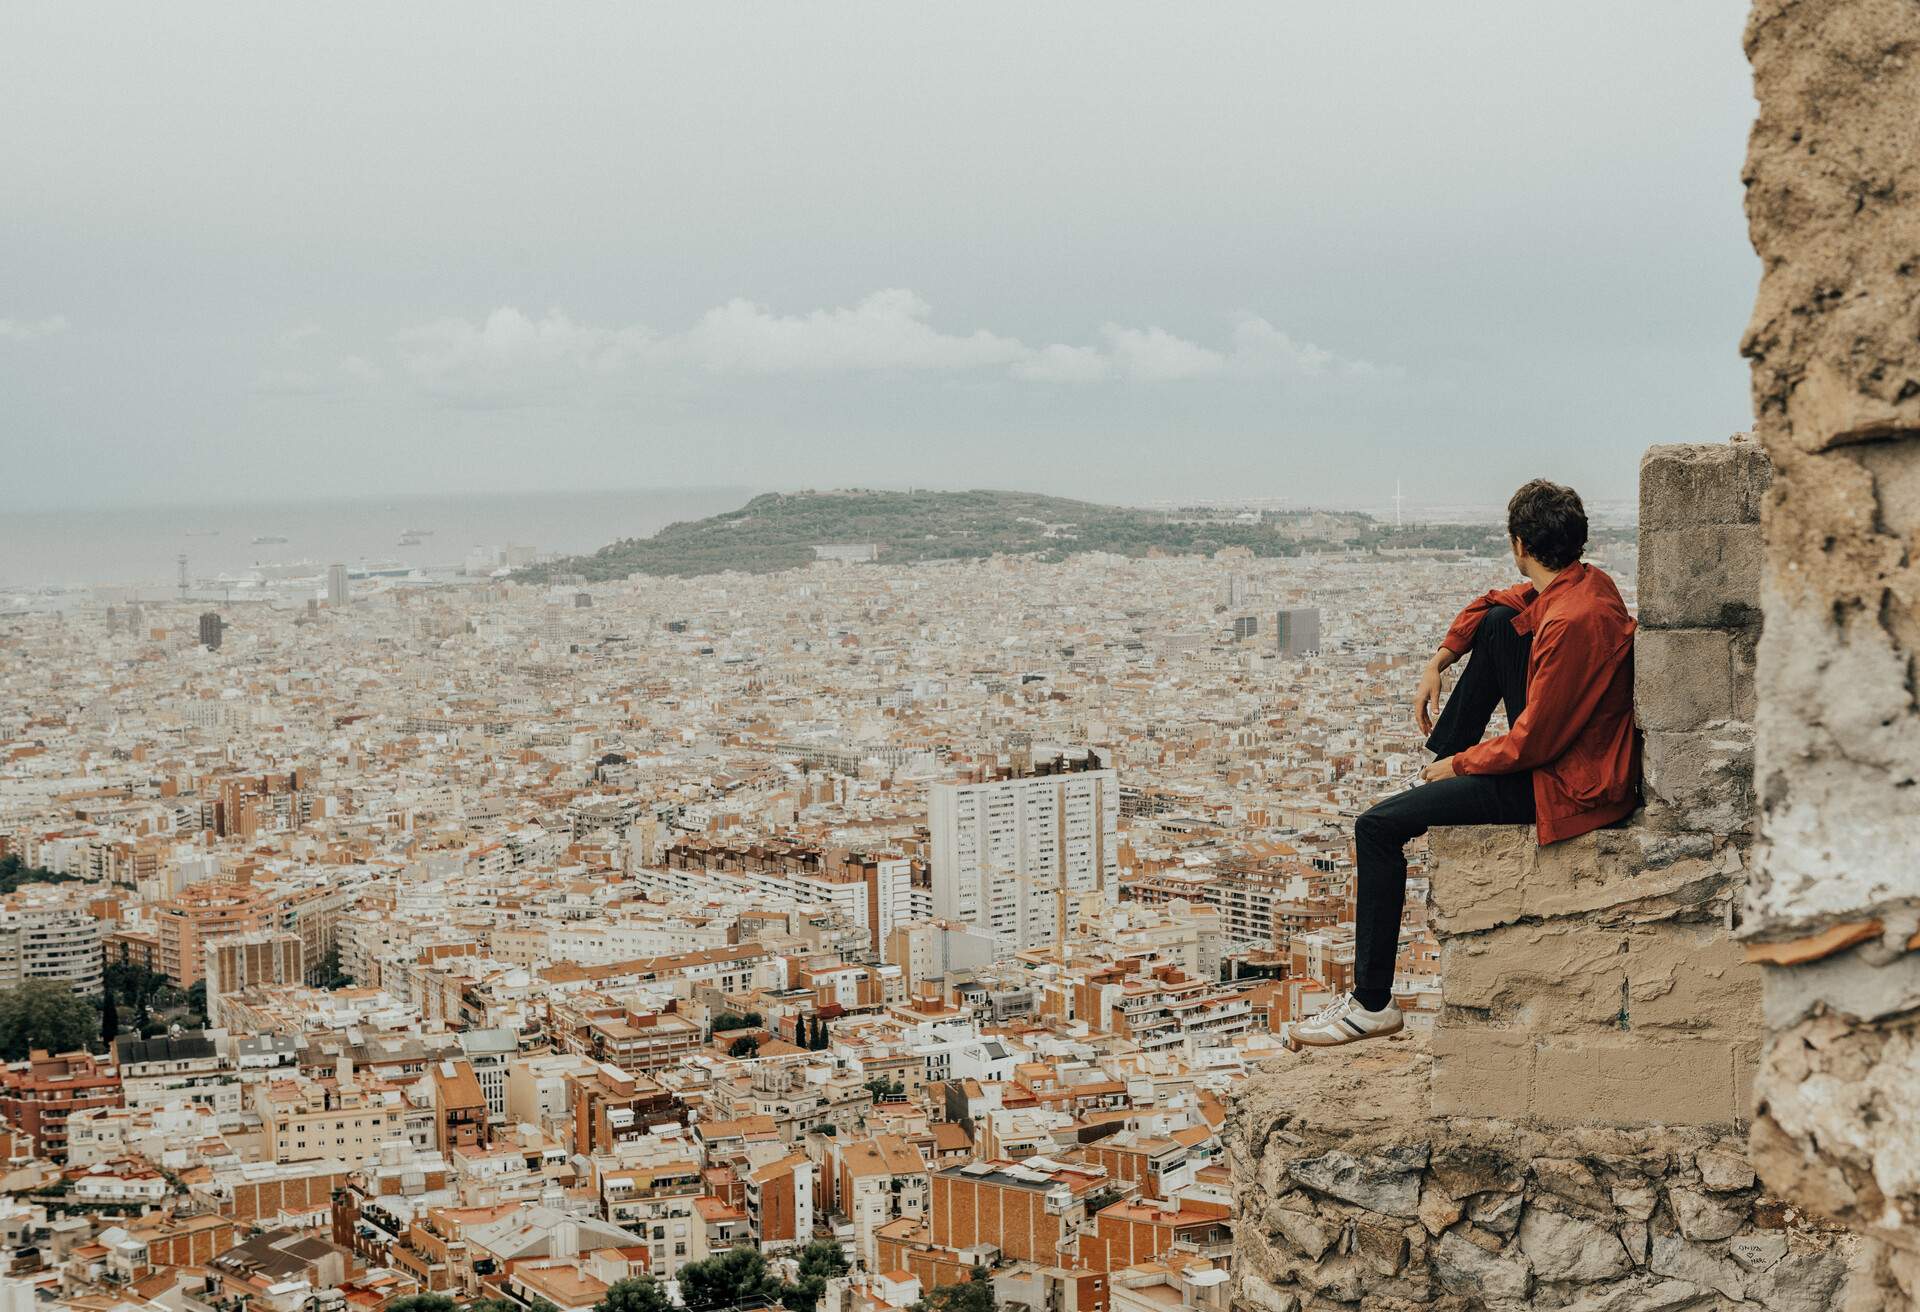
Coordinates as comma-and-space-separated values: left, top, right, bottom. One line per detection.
1232, 615, 1261, 642
929, 748, 1118, 958
198, 612, 224, 650
327, 563, 349, 606
1276, 607, 1321, 658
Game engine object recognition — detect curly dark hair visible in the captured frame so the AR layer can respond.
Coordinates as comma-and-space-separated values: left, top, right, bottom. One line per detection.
1507, 479, 1588, 570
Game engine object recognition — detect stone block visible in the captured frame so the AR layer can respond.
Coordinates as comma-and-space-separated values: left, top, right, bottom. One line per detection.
1518, 1205, 1634, 1282
1639, 443, 1771, 529
1638, 523, 1763, 629
1442, 919, 1758, 1038
1641, 723, 1753, 834
1532, 1037, 1742, 1127
1431, 1027, 1533, 1121
1634, 628, 1749, 732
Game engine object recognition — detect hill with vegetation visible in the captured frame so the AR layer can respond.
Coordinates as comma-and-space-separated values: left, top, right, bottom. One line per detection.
518, 488, 1522, 582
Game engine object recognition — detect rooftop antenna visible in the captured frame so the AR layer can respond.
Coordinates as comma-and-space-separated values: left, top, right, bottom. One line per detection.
1392, 481, 1405, 530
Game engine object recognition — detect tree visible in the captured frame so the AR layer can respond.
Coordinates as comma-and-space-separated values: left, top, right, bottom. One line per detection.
728, 1035, 760, 1059
711, 1011, 760, 1033
679, 1244, 777, 1311
781, 1238, 851, 1309
811, 1019, 830, 1051
464, 1300, 521, 1312
313, 945, 353, 989
911, 1270, 995, 1312
100, 986, 119, 1049
594, 1277, 671, 1312
865, 1076, 905, 1102
0, 854, 81, 895
184, 980, 207, 1024
0, 981, 98, 1061
385, 1296, 456, 1312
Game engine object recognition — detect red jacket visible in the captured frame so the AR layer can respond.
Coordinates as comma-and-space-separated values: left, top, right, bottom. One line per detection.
1441, 562, 1641, 845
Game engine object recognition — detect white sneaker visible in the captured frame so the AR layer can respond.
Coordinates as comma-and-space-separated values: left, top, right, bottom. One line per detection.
1287, 993, 1405, 1048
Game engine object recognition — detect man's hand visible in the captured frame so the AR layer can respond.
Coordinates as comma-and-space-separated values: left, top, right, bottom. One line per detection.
1421, 756, 1458, 784
1414, 648, 1458, 735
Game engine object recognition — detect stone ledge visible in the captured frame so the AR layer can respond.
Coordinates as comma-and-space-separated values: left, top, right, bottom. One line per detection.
1426, 825, 1744, 937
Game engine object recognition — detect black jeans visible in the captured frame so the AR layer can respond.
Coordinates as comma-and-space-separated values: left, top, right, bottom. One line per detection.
1351, 605, 1535, 999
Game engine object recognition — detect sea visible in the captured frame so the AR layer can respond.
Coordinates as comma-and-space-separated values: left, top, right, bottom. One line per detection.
0, 487, 754, 595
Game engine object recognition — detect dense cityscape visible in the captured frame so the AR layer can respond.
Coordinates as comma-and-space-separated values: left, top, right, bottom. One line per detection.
0, 510, 1635, 1312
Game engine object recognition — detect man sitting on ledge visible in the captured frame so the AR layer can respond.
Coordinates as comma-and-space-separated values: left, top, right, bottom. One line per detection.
1291, 478, 1641, 1048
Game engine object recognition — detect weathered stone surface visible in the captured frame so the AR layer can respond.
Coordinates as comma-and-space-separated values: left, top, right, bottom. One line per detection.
1442, 919, 1758, 1037
1640, 442, 1771, 530
1742, 0, 1920, 1113
1730, 1232, 1788, 1272
1287, 1147, 1424, 1218
1639, 523, 1764, 629
1532, 1036, 1746, 1128
1611, 1183, 1656, 1221
1427, 1142, 1524, 1201
1430, 1027, 1532, 1121
1698, 1147, 1757, 1192
1267, 1208, 1332, 1262
1635, 627, 1752, 731
1232, 1272, 1297, 1312
1669, 1185, 1747, 1242
1432, 1229, 1532, 1303
1648, 1231, 1747, 1303
1353, 1217, 1409, 1275
1642, 722, 1755, 834
1761, 942, 1920, 1029
1415, 1190, 1460, 1236
1230, 1035, 1870, 1310
1518, 1205, 1633, 1282
1752, 1011, 1920, 1247
1428, 825, 1742, 937
1465, 1190, 1522, 1236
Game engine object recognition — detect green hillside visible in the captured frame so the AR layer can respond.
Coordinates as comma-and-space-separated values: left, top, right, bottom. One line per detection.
516, 487, 1498, 581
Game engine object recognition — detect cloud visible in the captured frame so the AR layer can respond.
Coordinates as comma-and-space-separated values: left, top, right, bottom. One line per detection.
683, 289, 1027, 375
0, 315, 70, 342
1011, 343, 1113, 384
381, 292, 1382, 398
393, 307, 656, 399
1100, 324, 1228, 381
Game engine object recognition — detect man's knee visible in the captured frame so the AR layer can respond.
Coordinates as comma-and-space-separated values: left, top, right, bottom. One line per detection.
1354, 803, 1403, 847
1474, 604, 1520, 649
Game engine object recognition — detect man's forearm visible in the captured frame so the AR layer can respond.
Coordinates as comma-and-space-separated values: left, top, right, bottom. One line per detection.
1429, 646, 1462, 674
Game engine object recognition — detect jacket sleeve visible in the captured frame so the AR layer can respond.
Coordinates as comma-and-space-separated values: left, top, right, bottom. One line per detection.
1454, 617, 1623, 776
1441, 584, 1536, 655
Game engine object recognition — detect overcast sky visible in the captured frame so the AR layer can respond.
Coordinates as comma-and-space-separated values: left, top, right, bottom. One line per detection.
2, 3, 1757, 511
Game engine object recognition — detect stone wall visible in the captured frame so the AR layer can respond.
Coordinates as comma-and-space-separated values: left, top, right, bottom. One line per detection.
1230, 1043, 1859, 1312
1738, 2, 1920, 1293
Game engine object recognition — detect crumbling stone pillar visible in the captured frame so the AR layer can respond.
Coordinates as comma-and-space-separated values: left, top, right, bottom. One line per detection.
1741, 1, 1920, 1297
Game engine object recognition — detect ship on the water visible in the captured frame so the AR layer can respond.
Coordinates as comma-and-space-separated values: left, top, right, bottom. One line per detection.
251, 534, 289, 544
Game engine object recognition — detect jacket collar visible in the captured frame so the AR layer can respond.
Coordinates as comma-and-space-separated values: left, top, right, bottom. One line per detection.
1510, 561, 1587, 636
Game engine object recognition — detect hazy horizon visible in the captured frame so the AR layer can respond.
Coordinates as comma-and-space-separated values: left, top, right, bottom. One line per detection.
3, 3, 1757, 511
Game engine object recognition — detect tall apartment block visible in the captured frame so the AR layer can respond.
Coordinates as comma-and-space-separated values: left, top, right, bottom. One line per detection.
929, 748, 1119, 958
1275, 607, 1321, 658
327, 563, 349, 606
198, 612, 224, 650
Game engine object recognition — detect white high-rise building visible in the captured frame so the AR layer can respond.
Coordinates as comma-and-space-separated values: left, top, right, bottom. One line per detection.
929, 748, 1119, 958
327, 563, 350, 606
0, 890, 105, 996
